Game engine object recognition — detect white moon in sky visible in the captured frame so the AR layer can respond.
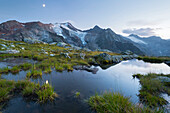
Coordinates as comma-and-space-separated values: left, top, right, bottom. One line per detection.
43, 4, 46, 7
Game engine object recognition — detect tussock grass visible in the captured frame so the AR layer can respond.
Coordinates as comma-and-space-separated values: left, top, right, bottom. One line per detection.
88, 92, 164, 113
26, 69, 42, 78
0, 67, 10, 74
0, 79, 57, 104
55, 65, 64, 72
44, 67, 52, 74
19, 63, 32, 71
133, 73, 169, 108
35, 84, 58, 102
10, 66, 20, 74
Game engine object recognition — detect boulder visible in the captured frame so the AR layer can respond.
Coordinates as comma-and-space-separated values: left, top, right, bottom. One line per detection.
80, 53, 86, 60
121, 50, 133, 55
57, 42, 68, 47
95, 53, 112, 61
50, 54, 55, 57
60, 52, 71, 59
49, 42, 57, 45
97, 49, 113, 53
11, 45, 15, 48
94, 53, 138, 64
0, 44, 7, 48
0, 50, 20, 54
83, 48, 91, 52
73, 65, 99, 74
70, 44, 82, 50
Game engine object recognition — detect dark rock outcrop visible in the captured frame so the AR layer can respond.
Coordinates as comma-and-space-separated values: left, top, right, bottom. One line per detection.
94, 53, 138, 64
73, 65, 99, 74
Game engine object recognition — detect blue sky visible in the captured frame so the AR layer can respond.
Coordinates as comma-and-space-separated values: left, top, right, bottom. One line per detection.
0, 0, 170, 39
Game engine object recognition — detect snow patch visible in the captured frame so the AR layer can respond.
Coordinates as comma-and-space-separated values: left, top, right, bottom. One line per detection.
60, 24, 87, 45
128, 36, 147, 44
52, 23, 67, 39
53, 23, 87, 45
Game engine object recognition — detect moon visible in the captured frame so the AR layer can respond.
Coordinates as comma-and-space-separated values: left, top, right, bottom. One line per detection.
43, 4, 46, 7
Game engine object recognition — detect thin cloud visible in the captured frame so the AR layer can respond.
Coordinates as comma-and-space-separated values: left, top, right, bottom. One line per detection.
127, 20, 161, 26
122, 28, 156, 36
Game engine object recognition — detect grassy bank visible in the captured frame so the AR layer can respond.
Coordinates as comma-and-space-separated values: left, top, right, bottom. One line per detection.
0, 79, 58, 104
0, 63, 32, 75
133, 73, 170, 108
0, 39, 120, 77
138, 56, 170, 63
88, 92, 163, 113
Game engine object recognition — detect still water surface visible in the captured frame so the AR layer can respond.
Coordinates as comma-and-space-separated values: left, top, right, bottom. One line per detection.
1, 59, 170, 113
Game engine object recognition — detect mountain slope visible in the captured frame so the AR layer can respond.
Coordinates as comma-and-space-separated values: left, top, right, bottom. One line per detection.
2, 20, 170, 56
0, 20, 65, 43
84, 26, 144, 55
125, 34, 170, 56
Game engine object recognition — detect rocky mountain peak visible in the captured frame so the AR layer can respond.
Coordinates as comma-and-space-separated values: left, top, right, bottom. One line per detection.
84, 25, 103, 34
93, 25, 102, 30
0, 20, 24, 33
129, 34, 141, 38
0, 20, 169, 56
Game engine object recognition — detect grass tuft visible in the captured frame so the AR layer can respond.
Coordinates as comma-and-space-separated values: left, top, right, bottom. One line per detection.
133, 73, 169, 108
88, 92, 164, 113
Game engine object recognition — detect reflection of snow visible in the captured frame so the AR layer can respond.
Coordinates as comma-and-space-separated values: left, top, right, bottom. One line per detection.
121, 59, 151, 67
108, 59, 170, 75
161, 94, 170, 111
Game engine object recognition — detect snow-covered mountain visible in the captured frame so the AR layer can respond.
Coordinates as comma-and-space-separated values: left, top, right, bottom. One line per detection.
127, 35, 147, 45
53, 22, 87, 45
52, 23, 144, 55
0, 20, 169, 56
125, 34, 170, 56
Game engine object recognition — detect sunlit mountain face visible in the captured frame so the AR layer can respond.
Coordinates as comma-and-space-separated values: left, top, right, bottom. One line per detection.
0, 1, 170, 113
0, 20, 170, 56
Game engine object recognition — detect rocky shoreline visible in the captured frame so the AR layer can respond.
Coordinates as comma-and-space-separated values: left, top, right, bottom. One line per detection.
94, 53, 138, 64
